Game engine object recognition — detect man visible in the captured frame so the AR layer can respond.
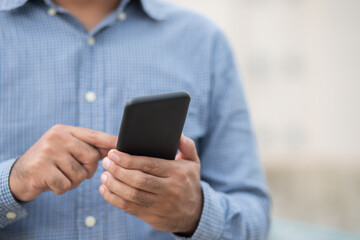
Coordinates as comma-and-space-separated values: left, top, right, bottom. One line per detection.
0, 0, 270, 239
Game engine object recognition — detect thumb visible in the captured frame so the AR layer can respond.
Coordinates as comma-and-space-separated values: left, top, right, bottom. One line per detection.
175, 134, 199, 162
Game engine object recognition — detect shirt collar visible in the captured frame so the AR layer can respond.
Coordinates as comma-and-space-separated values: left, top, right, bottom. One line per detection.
0, 0, 169, 21
0, 0, 27, 11
139, 0, 168, 21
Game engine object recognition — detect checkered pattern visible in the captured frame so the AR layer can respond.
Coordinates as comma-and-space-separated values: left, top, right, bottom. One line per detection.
0, 0, 270, 239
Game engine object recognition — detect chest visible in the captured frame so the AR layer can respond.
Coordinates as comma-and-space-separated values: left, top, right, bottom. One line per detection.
0, 21, 210, 160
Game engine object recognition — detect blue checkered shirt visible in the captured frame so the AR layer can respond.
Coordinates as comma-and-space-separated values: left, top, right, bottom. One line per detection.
0, 0, 270, 239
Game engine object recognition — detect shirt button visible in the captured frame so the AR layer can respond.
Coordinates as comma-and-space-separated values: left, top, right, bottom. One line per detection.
85, 216, 96, 228
85, 91, 96, 103
87, 37, 95, 46
6, 212, 17, 220
47, 8, 57, 16
118, 12, 127, 21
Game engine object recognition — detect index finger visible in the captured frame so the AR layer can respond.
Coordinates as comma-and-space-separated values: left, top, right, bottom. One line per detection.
70, 126, 118, 150
107, 150, 174, 177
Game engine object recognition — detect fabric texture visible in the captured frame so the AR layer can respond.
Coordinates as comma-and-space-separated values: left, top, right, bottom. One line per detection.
0, 0, 270, 239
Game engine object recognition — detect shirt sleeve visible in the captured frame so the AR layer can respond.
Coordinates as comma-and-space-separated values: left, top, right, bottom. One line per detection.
0, 158, 28, 228
174, 29, 271, 240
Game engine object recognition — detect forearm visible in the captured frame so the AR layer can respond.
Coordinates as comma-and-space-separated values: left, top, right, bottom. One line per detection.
0, 158, 28, 229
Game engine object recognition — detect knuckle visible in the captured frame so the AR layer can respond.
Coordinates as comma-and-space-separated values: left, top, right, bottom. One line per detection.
135, 173, 147, 187
102, 189, 138, 216
88, 129, 98, 141
128, 187, 153, 206
104, 175, 113, 189
41, 142, 54, 155
168, 185, 182, 199
70, 181, 81, 189
166, 180, 182, 199
111, 164, 121, 177
52, 124, 65, 130
64, 183, 72, 191
76, 167, 88, 181
195, 163, 201, 172
141, 196, 154, 207
71, 141, 83, 159
70, 160, 81, 172
143, 160, 157, 173
80, 168, 88, 179
126, 189, 137, 201
174, 168, 187, 181
188, 138, 196, 147
190, 165, 200, 179
91, 149, 101, 160
139, 175, 162, 192
86, 165, 97, 178
120, 155, 132, 168
47, 126, 62, 140
184, 136, 196, 149
103, 189, 112, 202
139, 176, 150, 188
54, 190, 66, 196
52, 177, 71, 192
62, 181, 72, 191
81, 145, 100, 162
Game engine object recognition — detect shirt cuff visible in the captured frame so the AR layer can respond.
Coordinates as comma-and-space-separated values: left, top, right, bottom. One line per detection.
173, 181, 226, 240
0, 158, 28, 228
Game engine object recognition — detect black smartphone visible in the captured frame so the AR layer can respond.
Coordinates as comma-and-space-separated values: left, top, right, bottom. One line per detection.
116, 91, 191, 160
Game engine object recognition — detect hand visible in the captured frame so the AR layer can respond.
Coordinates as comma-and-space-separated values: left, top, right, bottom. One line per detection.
9, 125, 117, 202
99, 135, 203, 235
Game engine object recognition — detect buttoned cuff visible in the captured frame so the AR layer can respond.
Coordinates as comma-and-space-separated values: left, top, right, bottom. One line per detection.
0, 158, 28, 228
173, 181, 226, 240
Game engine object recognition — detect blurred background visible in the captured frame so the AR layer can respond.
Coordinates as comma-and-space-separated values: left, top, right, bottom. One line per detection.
169, 0, 360, 239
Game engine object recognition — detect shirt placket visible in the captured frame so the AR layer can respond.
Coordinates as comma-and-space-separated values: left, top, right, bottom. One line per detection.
77, 10, 131, 240
76, 30, 106, 239
42, 1, 130, 238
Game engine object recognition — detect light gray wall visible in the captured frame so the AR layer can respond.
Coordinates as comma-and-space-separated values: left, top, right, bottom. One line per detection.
168, 0, 360, 161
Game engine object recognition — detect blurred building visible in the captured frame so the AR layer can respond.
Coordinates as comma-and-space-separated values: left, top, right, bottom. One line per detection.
169, 0, 360, 236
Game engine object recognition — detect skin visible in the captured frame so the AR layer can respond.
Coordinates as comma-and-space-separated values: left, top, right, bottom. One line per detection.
53, 0, 122, 31
9, 0, 204, 235
9, 125, 117, 201
100, 135, 203, 235
10, 125, 203, 234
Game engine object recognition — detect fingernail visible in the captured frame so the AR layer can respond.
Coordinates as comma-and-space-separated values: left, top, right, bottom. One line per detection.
99, 186, 105, 195
101, 174, 108, 184
109, 151, 120, 162
103, 157, 111, 168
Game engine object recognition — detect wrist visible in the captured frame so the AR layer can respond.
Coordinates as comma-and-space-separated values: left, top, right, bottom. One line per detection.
176, 186, 204, 237
0, 158, 29, 227
9, 173, 23, 202
9, 158, 31, 202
